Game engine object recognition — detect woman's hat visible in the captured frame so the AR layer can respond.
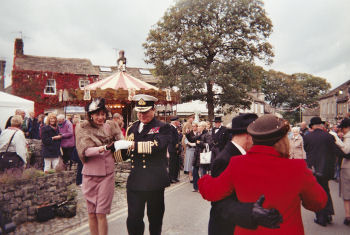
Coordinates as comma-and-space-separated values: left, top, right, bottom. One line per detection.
309, 116, 325, 128
338, 118, 350, 129
230, 113, 258, 135
85, 98, 107, 113
247, 114, 290, 146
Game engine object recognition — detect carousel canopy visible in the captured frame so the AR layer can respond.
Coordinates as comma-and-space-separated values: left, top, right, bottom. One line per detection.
84, 71, 158, 91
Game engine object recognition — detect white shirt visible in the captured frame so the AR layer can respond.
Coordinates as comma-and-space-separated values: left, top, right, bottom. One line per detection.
138, 122, 144, 133
231, 140, 246, 155
214, 125, 222, 134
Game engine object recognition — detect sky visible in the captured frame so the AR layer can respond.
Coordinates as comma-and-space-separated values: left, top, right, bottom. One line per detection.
0, 0, 349, 89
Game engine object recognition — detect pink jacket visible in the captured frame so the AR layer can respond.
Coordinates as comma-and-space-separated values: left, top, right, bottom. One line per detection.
82, 147, 115, 176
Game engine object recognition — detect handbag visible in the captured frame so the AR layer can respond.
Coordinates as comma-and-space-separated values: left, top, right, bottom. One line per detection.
36, 203, 55, 222
0, 131, 24, 172
200, 143, 212, 164
54, 200, 77, 218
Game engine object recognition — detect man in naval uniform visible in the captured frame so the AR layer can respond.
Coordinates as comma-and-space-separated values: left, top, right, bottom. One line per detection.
122, 94, 171, 235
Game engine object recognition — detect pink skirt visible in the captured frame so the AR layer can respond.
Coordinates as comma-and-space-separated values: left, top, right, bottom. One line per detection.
82, 172, 115, 214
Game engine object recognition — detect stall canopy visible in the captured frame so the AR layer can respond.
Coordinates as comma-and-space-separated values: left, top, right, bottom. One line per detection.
84, 71, 158, 91
0, 91, 34, 130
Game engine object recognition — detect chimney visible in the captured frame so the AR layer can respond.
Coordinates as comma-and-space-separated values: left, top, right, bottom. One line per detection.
14, 38, 24, 56
0, 60, 5, 91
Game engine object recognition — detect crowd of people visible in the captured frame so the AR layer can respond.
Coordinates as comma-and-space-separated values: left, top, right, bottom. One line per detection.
2, 97, 350, 234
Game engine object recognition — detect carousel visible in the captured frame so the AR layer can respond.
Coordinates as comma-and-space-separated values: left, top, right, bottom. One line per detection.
72, 61, 179, 124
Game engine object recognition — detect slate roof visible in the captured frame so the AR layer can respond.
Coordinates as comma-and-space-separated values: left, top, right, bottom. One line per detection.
94, 65, 159, 85
14, 55, 99, 75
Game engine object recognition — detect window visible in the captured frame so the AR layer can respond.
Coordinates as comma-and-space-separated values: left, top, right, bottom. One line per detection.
44, 79, 56, 95
79, 80, 90, 89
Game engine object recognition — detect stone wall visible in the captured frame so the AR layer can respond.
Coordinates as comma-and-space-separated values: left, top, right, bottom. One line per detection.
115, 162, 131, 187
0, 171, 75, 225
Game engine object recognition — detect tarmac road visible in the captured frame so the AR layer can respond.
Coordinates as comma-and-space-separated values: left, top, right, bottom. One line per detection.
68, 180, 349, 235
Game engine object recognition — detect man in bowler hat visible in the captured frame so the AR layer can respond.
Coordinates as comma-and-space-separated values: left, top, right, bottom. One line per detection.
303, 116, 338, 226
209, 113, 282, 235
121, 94, 171, 235
211, 116, 230, 165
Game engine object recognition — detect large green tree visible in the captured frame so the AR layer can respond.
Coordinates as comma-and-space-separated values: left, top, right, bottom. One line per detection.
262, 70, 331, 109
262, 70, 331, 123
143, 0, 273, 120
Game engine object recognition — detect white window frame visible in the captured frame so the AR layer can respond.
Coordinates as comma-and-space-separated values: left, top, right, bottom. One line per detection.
79, 79, 90, 89
44, 79, 56, 95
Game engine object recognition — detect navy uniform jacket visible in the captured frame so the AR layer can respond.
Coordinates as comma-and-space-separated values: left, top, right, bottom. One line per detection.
209, 142, 256, 235
123, 118, 171, 191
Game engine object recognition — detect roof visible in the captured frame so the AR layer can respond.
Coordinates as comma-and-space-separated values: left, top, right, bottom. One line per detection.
14, 55, 99, 75
320, 79, 350, 100
84, 71, 158, 90
94, 65, 159, 85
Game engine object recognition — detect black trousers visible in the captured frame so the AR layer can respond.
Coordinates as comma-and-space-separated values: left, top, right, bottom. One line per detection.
127, 189, 165, 235
168, 151, 179, 180
315, 175, 334, 221
61, 147, 74, 165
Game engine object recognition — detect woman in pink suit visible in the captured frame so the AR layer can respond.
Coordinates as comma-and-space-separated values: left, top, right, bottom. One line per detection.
75, 98, 122, 235
198, 114, 327, 235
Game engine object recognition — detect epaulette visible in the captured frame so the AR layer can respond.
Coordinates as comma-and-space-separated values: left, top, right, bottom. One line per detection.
126, 120, 140, 136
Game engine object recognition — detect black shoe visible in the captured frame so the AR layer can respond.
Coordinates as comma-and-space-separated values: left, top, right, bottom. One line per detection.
327, 215, 333, 224
190, 180, 193, 183
174, 179, 180, 182
170, 180, 177, 183
314, 218, 327, 227
344, 218, 350, 226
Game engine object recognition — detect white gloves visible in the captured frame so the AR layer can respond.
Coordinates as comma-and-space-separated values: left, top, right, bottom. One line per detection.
114, 140, 133, 151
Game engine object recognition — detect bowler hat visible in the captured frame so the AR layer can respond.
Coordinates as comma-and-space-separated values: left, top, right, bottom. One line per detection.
213, 117, 222, 123
247, 114, 290, 146
309, 116, 325, 128
170, 116, 179, 121
230, 113, 258, 135
338, 118, 350, 129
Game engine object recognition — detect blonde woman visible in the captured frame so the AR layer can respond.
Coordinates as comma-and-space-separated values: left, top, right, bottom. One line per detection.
41, 113, 62, 172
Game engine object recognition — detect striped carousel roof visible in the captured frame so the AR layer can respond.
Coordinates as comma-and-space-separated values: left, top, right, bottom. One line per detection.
84, 71, 158, 90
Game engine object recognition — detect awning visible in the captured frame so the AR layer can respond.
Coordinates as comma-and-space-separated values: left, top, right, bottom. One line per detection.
84, 71, 158, 91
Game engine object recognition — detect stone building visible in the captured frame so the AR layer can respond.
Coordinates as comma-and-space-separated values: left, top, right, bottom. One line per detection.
319, 80, 350, 124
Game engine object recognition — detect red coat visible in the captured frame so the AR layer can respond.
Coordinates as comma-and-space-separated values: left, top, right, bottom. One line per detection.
198, 145, 327, 235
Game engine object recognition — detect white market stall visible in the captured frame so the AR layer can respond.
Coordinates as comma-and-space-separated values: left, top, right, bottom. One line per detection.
0, 91, 34, 130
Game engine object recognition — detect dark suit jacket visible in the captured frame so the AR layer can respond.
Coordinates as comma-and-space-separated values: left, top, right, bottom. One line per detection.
209, 142, 256, 235
303, 129, 338, 180
211, 126, 230, 151
168, 125, 179, 153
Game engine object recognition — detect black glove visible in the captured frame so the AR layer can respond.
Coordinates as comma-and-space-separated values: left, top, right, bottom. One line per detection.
106, 142, 116, 152
252, 195, 283, 229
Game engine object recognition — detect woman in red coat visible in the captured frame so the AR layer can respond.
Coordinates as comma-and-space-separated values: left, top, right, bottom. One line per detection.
198, 114, 327, 235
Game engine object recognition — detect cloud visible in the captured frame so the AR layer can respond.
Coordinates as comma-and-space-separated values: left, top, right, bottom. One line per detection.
0, 0, 349, 90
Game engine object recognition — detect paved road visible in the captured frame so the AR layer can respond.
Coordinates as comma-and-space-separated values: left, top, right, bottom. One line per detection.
68, 180, 349, 235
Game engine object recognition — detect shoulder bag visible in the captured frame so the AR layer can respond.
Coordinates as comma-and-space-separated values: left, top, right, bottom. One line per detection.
0, 130, 24, 172
200, 143, 212, 164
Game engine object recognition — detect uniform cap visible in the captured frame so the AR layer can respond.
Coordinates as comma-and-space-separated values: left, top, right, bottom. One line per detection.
133, 94, 158, 112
